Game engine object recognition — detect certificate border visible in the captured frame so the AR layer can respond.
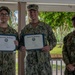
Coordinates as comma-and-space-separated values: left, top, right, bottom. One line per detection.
0, 34, 17, 51
24, 34, 45, 50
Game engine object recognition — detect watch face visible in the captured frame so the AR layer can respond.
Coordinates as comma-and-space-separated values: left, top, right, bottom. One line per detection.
4, 38, 8, 42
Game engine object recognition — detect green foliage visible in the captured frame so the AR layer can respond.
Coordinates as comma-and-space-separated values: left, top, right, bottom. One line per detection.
39, 12, 75, 28
39, 12, 75, 43
8, 11, 18, 31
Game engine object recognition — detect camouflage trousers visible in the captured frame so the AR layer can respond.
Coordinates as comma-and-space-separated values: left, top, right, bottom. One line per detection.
25, 60, 52, 75
24, 50, 52, 75
0, 52, 15, 75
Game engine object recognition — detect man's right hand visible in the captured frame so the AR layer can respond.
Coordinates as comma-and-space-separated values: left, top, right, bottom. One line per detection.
67, 64, 75, 71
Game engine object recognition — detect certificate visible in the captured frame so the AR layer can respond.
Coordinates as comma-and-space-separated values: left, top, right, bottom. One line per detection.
24, 34, 44, 50
0, 34, 16, 51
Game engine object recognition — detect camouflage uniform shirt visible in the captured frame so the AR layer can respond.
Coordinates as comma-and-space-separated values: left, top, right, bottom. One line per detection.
0, 25, 18, 75
20, 21, 57, 75
62, 31, 75, 75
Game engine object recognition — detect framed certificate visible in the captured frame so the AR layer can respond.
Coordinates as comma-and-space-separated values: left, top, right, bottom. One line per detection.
0, 34, 16, 51
24, 34, 44, 50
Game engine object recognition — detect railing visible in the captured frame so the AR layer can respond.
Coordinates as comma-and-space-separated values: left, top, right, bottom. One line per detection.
51, 54, 65, 75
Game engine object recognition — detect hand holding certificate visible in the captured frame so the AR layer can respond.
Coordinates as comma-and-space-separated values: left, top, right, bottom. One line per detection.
0, 34, 16, 51
24, 34, 44, 50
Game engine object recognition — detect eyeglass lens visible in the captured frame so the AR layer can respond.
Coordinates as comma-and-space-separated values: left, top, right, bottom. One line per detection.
0, 13, 9, 16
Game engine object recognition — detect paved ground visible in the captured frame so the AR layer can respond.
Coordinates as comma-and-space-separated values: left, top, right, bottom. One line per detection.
52, 70, 64, 75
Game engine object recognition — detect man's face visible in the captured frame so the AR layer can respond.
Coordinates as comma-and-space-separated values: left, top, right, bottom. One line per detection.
0, 10, 9, 23
28, 9, 38, 21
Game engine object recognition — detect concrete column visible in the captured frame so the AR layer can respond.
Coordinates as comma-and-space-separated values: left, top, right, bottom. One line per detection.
18, 2, 26, 75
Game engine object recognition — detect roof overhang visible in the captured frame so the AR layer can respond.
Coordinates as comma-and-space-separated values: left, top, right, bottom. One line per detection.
0, 0, 75, 12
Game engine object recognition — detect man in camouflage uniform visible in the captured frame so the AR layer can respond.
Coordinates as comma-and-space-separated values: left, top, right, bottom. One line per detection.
19, 4, 57, 75
62, 16, 75, 75
0, 6, 19, 75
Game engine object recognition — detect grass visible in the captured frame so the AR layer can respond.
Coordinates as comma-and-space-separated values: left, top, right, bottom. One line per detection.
51, 64, 65, 70
50, 44, 63, 54
16, 51, 18, 75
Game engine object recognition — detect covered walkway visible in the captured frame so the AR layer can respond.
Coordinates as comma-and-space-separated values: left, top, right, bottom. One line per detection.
0, 0, 75, 75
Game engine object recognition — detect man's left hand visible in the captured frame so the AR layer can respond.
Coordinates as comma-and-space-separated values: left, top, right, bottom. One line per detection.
42, 45, 50, 52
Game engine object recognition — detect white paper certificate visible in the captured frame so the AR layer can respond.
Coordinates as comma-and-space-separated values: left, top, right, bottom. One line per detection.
24, 34, 44, 50
0, 35, 16, 51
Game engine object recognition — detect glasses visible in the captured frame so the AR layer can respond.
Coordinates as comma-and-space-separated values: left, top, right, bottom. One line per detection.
0, 13, 9, 17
